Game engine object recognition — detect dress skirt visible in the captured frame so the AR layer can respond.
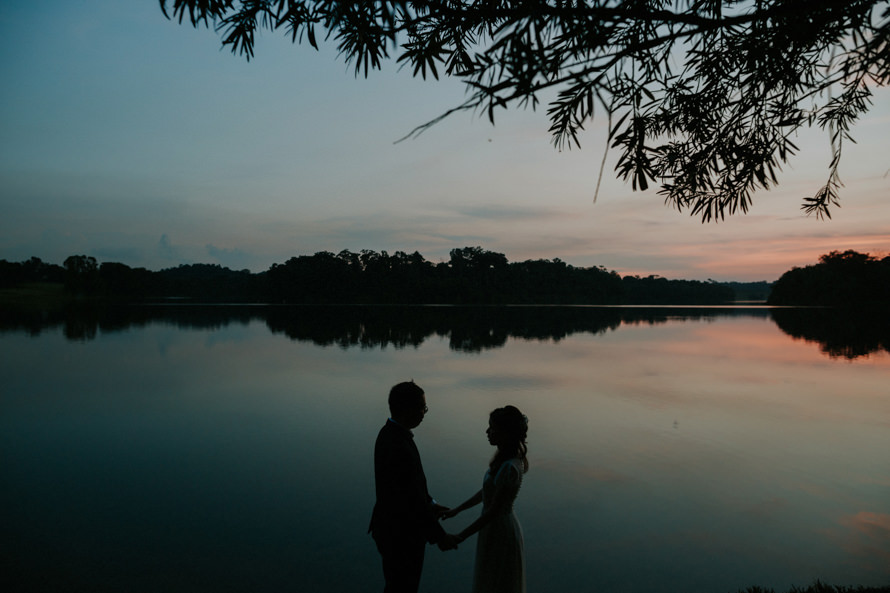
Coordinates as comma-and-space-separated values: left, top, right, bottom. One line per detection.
471, 459, 526, 593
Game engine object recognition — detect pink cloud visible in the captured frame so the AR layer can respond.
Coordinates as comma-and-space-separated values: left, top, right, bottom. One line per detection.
834, 511, 890, 571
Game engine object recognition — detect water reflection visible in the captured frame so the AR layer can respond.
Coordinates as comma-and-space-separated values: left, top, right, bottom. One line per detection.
1, 305, 888, 593
770, 307, 890, 360
2, 304, 888, 360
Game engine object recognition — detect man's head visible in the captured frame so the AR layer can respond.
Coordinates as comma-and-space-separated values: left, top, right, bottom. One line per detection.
388, 381, 427, 429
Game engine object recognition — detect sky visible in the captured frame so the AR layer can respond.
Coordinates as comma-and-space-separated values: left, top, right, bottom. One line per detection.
1, 2, 888, 282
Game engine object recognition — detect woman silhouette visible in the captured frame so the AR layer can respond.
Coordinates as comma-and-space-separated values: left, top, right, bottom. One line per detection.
443, 405, 529, 593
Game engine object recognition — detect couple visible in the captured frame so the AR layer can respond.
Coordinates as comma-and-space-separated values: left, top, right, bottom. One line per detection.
369, 381, 529, 593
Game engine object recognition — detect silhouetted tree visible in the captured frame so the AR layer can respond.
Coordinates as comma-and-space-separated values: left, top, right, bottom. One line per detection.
388, 250, 435, 302
621, 274, 733, 304
723, 281, 773, 302
768, 250, 890, 305
161, 1, 889, 220
99, 262, 154, 299
153, 263, 260, 302
4, 249, 743, 305
63, 255, 100, 295
267, 252, 355, 303
0, 257, 65, 287
445, 246, 510, 303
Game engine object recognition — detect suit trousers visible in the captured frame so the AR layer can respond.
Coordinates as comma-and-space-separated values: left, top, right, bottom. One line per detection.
373, 531, 426, 593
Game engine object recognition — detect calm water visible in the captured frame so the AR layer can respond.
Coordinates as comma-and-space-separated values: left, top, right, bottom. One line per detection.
2, 305, 888, 593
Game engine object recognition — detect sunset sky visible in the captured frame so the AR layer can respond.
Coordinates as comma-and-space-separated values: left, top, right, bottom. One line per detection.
1, 1, 888, 281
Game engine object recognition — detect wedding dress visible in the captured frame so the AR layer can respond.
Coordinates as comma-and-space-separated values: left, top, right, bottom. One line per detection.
472, 458, 526, 593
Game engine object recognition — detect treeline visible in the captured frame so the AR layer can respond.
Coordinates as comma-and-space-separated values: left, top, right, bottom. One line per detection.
263, 247, 733, 304
1, 247, 736, 305
0, 256, 66, 285
768, 250, 890, 306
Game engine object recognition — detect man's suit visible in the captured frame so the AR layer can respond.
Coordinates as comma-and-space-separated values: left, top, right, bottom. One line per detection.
369, 419, 445, 593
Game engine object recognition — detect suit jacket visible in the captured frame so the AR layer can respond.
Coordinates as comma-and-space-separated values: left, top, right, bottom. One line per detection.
369, 420, 445, 545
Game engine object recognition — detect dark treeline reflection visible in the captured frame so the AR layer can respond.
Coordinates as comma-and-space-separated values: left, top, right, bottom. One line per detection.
770, 307, 890, 360
0, 303, 265, 342
263, 305, 673, 351
8, 303, 886, 359
3, 303, 770, 350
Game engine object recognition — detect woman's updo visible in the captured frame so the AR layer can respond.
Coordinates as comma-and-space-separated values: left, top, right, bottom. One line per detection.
489, 405, 529, 473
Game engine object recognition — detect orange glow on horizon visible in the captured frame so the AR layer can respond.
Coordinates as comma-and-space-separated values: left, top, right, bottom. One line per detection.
614, 233, 890, 281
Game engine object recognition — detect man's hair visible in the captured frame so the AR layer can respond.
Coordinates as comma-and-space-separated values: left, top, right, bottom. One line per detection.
388, 381, 424, 416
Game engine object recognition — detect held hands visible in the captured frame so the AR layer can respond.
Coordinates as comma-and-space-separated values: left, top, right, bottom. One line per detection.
434, 503, 465, 550
433, 504, 461, 551
437, 533, 462, 551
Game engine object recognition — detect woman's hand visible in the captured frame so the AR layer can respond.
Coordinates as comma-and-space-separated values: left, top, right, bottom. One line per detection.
441, 508, 461, 520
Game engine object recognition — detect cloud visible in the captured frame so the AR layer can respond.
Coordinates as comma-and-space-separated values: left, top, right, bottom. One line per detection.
157, 234, 185, 265
3, 2, 888, 282
457, 205, 567, 222
833, 511, 890, 572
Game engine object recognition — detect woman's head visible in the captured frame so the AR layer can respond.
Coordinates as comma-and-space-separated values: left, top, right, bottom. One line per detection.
488, 405, 528, 445
488, 405, 529, 472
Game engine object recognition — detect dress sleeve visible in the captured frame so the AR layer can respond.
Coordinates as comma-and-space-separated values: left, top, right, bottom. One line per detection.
488, 460, 522, 514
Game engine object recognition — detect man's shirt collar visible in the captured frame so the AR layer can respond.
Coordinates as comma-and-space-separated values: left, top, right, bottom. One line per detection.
388, 417, 414, 436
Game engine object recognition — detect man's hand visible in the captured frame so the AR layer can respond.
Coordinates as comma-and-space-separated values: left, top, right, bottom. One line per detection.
437, 534, 460, 551
432, 503, 451, 518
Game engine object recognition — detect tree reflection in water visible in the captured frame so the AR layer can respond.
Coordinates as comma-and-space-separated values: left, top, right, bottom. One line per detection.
1, 304, 887, 360
770, 307, 890, 360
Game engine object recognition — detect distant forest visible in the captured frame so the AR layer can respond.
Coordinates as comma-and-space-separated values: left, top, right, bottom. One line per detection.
3, 248, 887, 306
768, 250, 890, 306
0, 246, 771, 305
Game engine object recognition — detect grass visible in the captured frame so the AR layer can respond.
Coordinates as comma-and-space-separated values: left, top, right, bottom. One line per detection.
735, 583, 890, 593
0, 282, 70, 309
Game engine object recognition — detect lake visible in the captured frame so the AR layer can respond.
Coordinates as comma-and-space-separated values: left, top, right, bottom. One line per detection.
1, 305, 888, 593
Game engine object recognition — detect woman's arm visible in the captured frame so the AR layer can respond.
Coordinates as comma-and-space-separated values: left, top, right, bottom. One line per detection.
455, 506, 495, 543
455, 463, 520, 543
441, 489, 482, 520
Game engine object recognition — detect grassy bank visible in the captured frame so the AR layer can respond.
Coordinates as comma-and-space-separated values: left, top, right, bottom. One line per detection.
735, 583, 889, 593
0, 282, 70, 310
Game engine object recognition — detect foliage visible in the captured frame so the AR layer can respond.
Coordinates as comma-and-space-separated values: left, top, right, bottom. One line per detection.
736, 582, 890, 593
160, 0, 890, 220
263, 247, 733, 303
1, 248, 734, 304
768, 249, 890, 305
722, 280, 773, 302
0, 257, 64, 288
63, 255, 100, 295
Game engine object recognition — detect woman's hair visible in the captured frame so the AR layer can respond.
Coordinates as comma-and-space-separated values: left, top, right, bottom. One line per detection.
489, 405, 529, 473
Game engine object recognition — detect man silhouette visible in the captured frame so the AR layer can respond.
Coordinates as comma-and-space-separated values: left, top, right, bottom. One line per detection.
369, 381, 459, 592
